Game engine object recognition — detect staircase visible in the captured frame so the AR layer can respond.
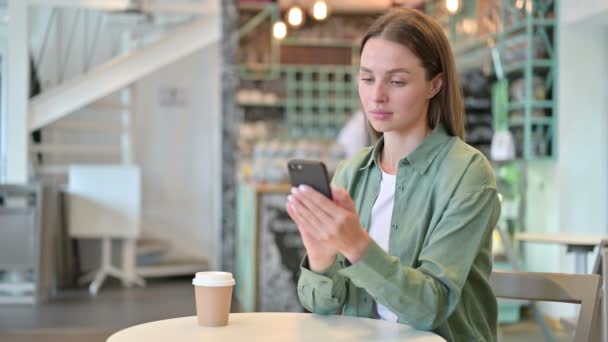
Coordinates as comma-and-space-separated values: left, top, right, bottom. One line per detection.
32, 96, 132, 176
136, 237, 209, 278
21, 1, 219, 281
29, 15, 220, 132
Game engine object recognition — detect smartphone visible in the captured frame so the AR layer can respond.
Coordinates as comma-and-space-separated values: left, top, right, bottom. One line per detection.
287, 159, 333, 200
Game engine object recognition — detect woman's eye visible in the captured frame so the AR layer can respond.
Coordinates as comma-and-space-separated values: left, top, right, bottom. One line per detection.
359, 77, 373, 83
390, 80, 405, 86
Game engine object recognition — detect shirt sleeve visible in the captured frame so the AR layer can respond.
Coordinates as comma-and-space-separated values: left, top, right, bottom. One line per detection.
297, 255, 348, 314
296, 161, 351, 314
338, 187, 500, 330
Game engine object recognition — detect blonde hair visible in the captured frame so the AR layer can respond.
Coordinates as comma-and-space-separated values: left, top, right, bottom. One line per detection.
361, 8, 465, 140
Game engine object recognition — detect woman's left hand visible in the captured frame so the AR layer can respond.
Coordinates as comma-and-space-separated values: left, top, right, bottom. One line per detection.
288, 185, 371, 263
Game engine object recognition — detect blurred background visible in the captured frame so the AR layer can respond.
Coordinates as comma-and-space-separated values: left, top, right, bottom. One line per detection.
0, 0, 606, 341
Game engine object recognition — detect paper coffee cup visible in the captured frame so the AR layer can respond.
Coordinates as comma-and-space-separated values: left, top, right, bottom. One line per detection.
193, 272, 235, 327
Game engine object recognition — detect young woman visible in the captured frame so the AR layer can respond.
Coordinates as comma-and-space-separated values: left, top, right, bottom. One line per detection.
286, 8, 500, 342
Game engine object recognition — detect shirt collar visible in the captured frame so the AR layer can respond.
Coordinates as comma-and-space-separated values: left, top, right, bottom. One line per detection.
360, 124, 452, 175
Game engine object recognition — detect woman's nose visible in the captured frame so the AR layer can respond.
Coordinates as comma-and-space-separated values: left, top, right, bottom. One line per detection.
372, 83, 388, 103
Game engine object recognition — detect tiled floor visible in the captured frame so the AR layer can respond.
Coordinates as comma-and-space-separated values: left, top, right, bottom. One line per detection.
0, 277, 196, 342
0, 277, 572, 342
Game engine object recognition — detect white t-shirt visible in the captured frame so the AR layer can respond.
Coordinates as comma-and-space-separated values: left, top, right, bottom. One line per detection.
367, 168, 398, 322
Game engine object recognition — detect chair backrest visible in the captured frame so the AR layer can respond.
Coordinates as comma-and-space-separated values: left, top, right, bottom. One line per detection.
491, 270, 602, 342
592, 239, 608, 342
67, 165, 141, 239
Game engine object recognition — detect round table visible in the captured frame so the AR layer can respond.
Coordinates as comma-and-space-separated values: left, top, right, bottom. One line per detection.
107, 312, 445, 341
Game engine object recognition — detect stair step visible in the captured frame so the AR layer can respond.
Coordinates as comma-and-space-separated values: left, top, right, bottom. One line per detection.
137, 259, 208, 278
30, 143, 121, 155
49, 121, 125, 132
136, 239, 171, 256
36, 165, 70, 175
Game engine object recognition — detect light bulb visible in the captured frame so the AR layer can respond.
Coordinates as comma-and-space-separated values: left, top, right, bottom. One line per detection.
312, 0, 328, 21
446, 0, 459, 14
273, 21, 287, 40
287, 6, 304, 27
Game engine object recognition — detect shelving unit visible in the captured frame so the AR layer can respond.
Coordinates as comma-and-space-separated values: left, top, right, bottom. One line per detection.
281, 65, 359, 139
499, 0, 557, 161
461, 70, 494, 157
428, 0, 558, 327
238, 64, 360, 139
237, 2, 373, 140
434, 0, 558, 161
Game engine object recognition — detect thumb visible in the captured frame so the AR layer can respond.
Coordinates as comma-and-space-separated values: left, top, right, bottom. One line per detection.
331, 185, 357, 213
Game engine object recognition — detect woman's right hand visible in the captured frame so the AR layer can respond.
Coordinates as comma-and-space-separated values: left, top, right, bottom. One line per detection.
286, 196, 337, 273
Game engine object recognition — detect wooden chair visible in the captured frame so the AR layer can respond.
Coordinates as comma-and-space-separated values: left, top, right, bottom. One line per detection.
494, 225, 554, 341
491, 270, 602, 342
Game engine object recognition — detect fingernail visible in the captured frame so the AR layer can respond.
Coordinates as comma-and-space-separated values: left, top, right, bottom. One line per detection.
291, 187, 299, 195
287, 195, 293, 202
299, 185, 308, 192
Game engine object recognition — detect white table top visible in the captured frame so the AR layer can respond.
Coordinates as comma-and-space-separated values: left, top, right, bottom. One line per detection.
107, 313, 445, 342
515, 232, 608, 246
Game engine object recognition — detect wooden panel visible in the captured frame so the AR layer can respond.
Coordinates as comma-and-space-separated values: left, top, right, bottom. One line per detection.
280, 46, 352, 65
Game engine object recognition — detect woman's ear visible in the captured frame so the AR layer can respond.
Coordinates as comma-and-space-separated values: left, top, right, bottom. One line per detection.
428, 73, 443, 99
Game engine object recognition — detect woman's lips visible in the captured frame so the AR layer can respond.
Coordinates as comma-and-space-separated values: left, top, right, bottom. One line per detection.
369, 110, 393, 120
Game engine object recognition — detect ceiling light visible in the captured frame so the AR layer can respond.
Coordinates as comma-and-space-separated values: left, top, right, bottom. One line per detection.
273, 21, 287, 40
312, 0, 329, 21
287, 6, 304, 27
446, 0, 459, 14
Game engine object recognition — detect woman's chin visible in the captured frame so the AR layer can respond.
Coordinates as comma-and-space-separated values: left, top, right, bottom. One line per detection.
369, 122, 392, 133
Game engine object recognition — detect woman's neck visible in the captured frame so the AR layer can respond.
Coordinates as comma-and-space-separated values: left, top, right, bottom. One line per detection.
380, 124, 431, 174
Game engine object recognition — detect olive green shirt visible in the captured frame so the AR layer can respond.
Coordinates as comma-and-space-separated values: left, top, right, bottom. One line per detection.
297, 124, 500, 342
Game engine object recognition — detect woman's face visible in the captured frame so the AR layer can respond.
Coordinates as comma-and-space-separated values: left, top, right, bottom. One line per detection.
358, 37, 441, 136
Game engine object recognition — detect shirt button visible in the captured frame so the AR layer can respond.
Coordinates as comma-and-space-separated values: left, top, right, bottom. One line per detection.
398, 185, 405, 191
391, 224, 398, 230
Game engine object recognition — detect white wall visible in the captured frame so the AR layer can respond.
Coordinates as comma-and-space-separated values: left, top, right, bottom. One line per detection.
524, 0, 608, 318
557, 1, 608, 258
134, 42, 221, 263
561, 0, 608, 25
0, 7, 7, 180
524, 162, 561, 271
558, 22, 608, 239
24, 5, 222, 265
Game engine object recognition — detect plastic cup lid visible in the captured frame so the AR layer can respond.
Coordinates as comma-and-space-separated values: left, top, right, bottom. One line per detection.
192, 271, 235, 287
